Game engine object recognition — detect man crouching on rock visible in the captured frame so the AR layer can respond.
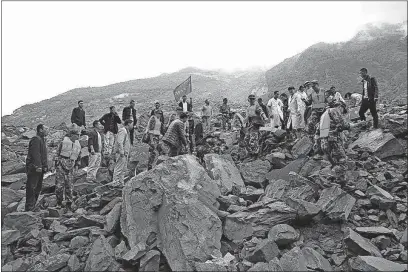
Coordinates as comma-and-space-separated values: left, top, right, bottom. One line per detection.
161, 112, 189, 157
25, 124, 49, 212
55, 125, 82, 211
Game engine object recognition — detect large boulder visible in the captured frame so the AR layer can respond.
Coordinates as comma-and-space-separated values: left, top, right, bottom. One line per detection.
268, 224, 299, 246
349, 256, 407, 271
380, 113, 408, 138
301, 247, 332, 271
291, 136, 313, 159
349, 130, 405, 159
316, 186, 356, 221
239, 160, 271, 188
121, 155, 222, 271
3, 212, 43, 236
223, 201, 297, 241
1, 160, 25, 176
84, 235, 121, 271
1, 173, 26, 188
203, 154, 245, 195
279, 247, 308, 271
261, 176, 317, 203
344, 228, 382, 257
265, 158, 307, 182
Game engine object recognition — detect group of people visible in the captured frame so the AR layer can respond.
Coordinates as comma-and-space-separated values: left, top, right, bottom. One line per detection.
24, 67, 379, 212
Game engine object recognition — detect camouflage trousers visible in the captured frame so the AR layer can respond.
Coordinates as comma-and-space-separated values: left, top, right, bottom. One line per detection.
55, 157, 74, 206
221, 114, 231, 130
244, 127, 260, 156
148, 134, 160, 170
320, 137, 348, 184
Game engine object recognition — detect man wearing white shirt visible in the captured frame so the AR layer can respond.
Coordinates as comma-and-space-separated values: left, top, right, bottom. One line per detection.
87, 120, 103, 182
267, 91, 284, 131
178, 95, 192, 113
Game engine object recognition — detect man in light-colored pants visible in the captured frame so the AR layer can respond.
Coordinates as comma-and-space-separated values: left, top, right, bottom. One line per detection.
87, 152, 101, 181
113, 154, 127, 185
87, 120, 103, 182
111, 119, 132, 187
104, 131, 115, 156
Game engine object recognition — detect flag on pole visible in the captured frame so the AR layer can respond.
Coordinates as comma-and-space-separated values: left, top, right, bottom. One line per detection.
173, 76, 192, 102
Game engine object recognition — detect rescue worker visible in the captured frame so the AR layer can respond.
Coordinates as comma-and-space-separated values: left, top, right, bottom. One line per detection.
244, 94, 268, 157
307, 80, 326, 120
25, 124, 49, 211
220, 98, 231, 131
267, 91, 284, 131
178, 95, 193, 113
318, 100, 351, 186
87, 120, 103, 182
122, 99, 137, 145
201, 99, 213, 133
99, 106, 121, 156
146, 109, 164, 170
287, 86, 302, 140
162, 112, 189, 157
280, 93, 289, 128
327, 86, 347, 114
258, 98, 269, 118
111, 119, 133, 186
345, 92, 363, 107
304, 81, 314, 123
358, 67, 379, 129
150, 101, 164, 123
297, 85, 308, 129
55, 125, 82, 210
307, 111, 322, 156
71, 100, 86, 128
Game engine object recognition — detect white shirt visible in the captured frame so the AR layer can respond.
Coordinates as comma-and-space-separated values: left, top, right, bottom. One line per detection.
350, 93, 363, 107
267, 97, 284, 118
97, 131, 102, 152
182, 102, 188, 113
363, 80, 368, 99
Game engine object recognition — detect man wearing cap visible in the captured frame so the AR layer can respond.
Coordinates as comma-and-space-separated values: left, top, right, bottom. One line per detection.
150, 101, 164, 124
201, 99, 213, 133
71, 100, 86, 128
178, 95, 193, 113
244, 94, 267, 157
99, 106, 122, 156
307, 80, 326, 121
267, 91, 284, 131
25, 124, 49, 211
220, 98, 231, 131
146, 109, 164, 170
122, 100, 137, 145
358, 68, 379, 129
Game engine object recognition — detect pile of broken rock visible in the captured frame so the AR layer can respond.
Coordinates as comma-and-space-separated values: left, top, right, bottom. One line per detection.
1, 105, 408, 272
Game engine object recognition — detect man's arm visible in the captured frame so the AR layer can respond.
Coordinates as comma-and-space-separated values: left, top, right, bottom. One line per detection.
115, 114, 122, 124
122, 108, 126, 122
29, 138, 42, 171
71, 108, 77, 124
82, 111, 86, 128
372, 77, 379, 99
117, 129, 125, 155
88, 132, 95, 154
99, 114, 106, 126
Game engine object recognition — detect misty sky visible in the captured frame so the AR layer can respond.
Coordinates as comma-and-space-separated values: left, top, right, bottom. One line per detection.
2, 1, 407, 116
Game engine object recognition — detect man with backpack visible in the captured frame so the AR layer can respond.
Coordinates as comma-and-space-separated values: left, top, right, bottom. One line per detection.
358, 68, 379, 129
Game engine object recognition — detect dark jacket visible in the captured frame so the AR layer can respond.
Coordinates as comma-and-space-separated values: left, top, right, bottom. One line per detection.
88, 129, 101, 153
99, 113, 121, 134
71, 107, 86, 127
178, 101, 193, 112
162, 119, 187, 148
362, 75, 379, 100
259, 103, 269, 118
150, 109, 165, 124
122, 106, 137, 125
26, 135, 48, 172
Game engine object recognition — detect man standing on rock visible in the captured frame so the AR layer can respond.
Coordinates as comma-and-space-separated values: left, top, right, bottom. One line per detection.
150, 101, 165, 123
201, 99, 213, 133
245, 94, 267, 157
287, 86, 302, 140
319, 100, 351, 186
308, 80, 326, 121
111, 119, 133, 186
87, 120, 103, 182
25, 124, 49, 211
146, 109, 164, 170
358, 68, 379, 129
162, 112, 189, 157
179, 95, 193, 113
55, 125, 82, 211
267, 91, 284, 131
257, 98, 269, 118
220, 98, 231, 131
122, 100, 137, 145
71, 100, 86, 129
99, 106, 122, 156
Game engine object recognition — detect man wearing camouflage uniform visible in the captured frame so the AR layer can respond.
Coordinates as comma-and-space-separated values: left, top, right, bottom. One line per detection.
318, 100, 351, 186
220, 98, 232, 131
244, 94, 268, 157
55, 125, 82, 210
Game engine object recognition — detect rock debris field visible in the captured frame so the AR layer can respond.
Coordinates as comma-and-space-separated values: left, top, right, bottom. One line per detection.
1, 105, 408, 272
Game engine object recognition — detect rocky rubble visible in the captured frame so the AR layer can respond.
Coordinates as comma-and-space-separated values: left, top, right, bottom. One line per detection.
1, 104, 407, 271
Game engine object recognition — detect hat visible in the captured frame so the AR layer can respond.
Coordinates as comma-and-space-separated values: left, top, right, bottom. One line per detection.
311, 80, 318, 84
154, 100, 160, 104
304, 81, 310, 85
248, 94, 256, 99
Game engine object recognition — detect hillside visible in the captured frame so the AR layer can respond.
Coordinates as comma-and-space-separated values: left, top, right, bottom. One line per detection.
265, 22, 408, 104
1, 68, 266, 128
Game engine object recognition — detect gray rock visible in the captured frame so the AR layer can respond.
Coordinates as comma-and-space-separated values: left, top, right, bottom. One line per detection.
401, 228, 407, 247
371, 235, 391, 250
105, 202, 121, 234
242, 238, 280, 263
239, 160, 271, 187
285, 197, 320, 222
265, 158, 307, 182
67, 255, 81, 272
44, 253, 70, 272
114, 241, 128, 260
73, 182, 99, 196
316, 186, 356, 221
349, 130, 405, 159
380, 113, 408, 138
247, 259, 283, 272
1, 159, 25, 176
2, 257, 31, 272
22, 130, 36, 139
268, 224, 299, 246
301, 247, 332, 271
84, 236, 121, 271
76, 215, 105, 229
121, 155, 222, 271
3, 212, 43, 236
400, 251, 407, 262
291, 136, 313, 159
1, 173, 26, 188
99, 197, 122, 215
139, 249, 161, 272
240, 186, 264, 203
261, 177, 317, 203
203, 154, 245, 195
224, 201, 297, 241
344, 228, 382, 257
70, 236, 90, 249
50, 220, 68, 233
331, 253, 346, 266
194, 262, 227, 272
1, 187, 24, 209
349, 256, 407, 271
279, 247, 308, 271
1, 230, 21, 246
355, 227, 395, 238
54, 227, 93, 241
